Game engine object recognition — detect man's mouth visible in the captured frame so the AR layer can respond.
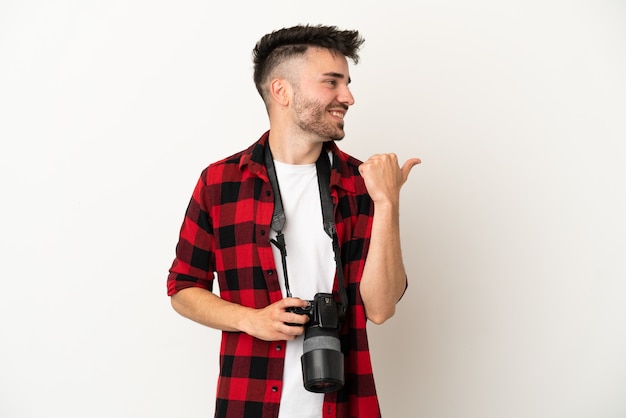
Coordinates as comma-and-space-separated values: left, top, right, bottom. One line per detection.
329, 110, 345, 119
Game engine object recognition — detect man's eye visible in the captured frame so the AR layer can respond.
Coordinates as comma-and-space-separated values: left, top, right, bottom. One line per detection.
326, 80, 337, 86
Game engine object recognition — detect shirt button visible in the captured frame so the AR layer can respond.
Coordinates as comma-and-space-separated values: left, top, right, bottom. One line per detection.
275, 344, 281, 351
272, 386, 278, 392
260, 230, 266, 236
267, 270, 273, 275
266, 190, 271, 197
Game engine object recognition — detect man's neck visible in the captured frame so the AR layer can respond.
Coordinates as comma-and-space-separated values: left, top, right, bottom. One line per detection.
268, 132, 325, 165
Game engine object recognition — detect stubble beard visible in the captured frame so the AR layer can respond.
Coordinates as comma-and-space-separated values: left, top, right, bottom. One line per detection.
292, 93, 346, 142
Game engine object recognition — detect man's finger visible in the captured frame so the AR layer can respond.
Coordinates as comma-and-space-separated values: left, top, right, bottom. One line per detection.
401, 158, 421, 181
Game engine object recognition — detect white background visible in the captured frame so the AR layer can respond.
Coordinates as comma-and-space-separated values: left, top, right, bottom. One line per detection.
1, 1, 625, 417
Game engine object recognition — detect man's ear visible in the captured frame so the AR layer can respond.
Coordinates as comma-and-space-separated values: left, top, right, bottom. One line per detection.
269, 78, 291, 106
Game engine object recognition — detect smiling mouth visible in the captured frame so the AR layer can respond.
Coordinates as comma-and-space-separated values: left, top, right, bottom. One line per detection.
329, 110, 345, 119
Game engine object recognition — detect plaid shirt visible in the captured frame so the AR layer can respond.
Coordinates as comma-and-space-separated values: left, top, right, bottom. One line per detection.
168, 131, 381, 418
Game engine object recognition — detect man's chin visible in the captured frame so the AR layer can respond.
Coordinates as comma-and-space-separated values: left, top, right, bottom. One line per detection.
331, 128, 346, 141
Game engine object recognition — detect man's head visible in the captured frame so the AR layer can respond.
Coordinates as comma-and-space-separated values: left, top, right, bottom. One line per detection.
252, 25, 364, 103
252, 25, 364, 142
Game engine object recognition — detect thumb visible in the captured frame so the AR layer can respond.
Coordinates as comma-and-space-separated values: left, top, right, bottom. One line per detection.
401, 157, 421, 181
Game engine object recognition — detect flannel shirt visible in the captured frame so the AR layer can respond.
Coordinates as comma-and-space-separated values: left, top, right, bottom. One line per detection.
167, 131, 381, 418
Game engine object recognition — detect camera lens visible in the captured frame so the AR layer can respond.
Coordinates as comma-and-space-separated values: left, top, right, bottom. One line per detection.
301, 325, 344, 393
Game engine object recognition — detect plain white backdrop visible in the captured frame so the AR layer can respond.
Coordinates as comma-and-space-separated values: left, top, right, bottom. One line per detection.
1, 1, 625, 417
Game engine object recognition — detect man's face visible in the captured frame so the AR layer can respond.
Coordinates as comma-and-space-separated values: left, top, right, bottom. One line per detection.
290, 47, 355, 141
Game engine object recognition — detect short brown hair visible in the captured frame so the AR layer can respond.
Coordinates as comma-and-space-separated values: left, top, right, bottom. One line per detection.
252, 24, 364, 100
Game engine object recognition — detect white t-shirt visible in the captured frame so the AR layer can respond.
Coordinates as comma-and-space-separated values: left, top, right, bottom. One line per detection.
270, 159, 335, 418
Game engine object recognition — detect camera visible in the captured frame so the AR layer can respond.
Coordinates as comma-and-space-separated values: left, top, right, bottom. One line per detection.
289, 292, 345, 393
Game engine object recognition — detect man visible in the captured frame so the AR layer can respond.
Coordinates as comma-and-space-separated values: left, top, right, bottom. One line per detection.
167, 24, 420, 418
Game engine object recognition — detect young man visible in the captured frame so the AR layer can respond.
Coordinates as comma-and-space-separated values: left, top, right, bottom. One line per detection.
167, 24, 420, 418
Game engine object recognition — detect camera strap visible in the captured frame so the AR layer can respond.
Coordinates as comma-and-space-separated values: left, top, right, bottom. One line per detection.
265, 144, 348, 319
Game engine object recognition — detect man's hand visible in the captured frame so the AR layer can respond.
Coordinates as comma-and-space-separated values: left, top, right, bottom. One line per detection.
171, 288, 311, 341
358, 154, 421, 204
240, 297, 311, 341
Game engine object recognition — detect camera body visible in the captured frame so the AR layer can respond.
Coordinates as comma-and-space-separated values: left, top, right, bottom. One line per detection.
289, 292, 345, 393
290, 292, 341, 329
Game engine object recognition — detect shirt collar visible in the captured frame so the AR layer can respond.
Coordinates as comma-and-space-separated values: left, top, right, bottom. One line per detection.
240, 130, 357, 194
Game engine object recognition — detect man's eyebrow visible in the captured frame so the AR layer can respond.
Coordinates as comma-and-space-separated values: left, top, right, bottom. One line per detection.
322, 72, 352, 84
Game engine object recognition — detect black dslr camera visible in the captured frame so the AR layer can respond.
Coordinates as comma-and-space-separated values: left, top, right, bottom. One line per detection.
290, 292, 344, 393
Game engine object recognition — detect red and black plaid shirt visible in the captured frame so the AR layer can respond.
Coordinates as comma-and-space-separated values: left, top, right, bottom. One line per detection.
168, 131, 381, 418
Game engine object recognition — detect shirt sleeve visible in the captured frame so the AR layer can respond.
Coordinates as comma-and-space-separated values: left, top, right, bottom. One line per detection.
167, 169, 216, 296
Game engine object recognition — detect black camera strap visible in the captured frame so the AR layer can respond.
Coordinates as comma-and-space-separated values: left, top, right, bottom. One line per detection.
265, 145, 348, 319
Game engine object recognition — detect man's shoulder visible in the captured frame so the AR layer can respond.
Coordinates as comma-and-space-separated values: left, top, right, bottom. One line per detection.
330, 144, 370, 196
330, 143, 362, 171
202, 134, 266, 175
196, 149, 245, 186
207, 148, 248, 169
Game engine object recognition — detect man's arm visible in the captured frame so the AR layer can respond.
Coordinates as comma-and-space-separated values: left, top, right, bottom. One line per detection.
358, 153, 420, 324
171, 287, 310, 341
